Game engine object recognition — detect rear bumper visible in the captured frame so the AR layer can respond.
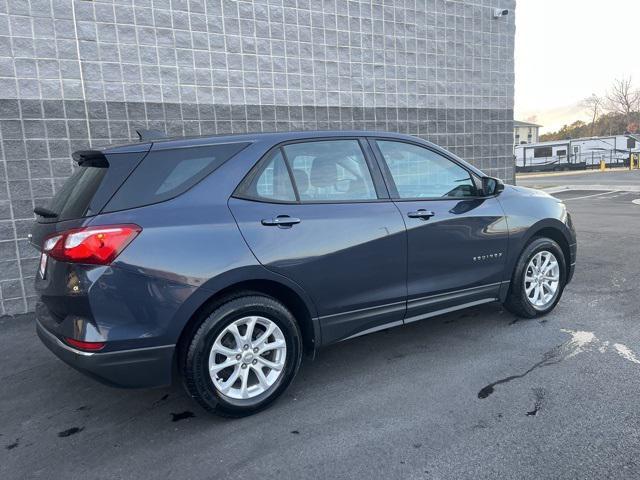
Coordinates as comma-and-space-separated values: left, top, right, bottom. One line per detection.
36, 319, 175, 388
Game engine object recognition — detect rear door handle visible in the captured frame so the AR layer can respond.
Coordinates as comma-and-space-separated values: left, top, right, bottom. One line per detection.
407, 209, 435, 220
261, 215, 301, 227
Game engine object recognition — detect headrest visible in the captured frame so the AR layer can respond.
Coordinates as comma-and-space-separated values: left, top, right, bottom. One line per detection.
309, 155, 338, 188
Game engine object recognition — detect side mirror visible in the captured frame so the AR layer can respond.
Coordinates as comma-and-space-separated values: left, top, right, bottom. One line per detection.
482, 176, 504, 196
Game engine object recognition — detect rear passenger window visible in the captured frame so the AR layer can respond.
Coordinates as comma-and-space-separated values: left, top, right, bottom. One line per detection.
283, 140, 377, 201
105, 143, 248, 212
249, 150, 297, 202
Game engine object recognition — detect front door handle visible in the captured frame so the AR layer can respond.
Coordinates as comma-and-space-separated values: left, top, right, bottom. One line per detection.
261, 215, 301, 227
407, 209, 435, 220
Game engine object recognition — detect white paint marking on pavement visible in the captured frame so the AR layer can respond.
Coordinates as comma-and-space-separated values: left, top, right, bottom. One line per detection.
599, 192, 625, 199
632, 199, 640, 206
560, 329, 598, 357
613, 344, 640, 364
558, 330, 640, 367
562, 191, 613, 201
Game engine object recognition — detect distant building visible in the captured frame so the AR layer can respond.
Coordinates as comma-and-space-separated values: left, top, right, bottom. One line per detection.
514, 120, 542, 146
514, 135, 640, 172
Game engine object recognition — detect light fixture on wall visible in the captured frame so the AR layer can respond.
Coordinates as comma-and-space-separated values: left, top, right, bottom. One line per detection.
493, 8, 509, 18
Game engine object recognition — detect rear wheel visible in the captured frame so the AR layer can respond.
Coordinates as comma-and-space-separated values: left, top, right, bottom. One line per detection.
182, 294, 302, 417
504, 237, 566, 318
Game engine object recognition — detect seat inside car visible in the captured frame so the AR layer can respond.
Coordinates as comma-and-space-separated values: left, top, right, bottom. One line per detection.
307, 154, 367, 200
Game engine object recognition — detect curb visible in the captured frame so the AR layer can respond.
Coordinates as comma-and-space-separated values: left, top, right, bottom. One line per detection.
538, 185, 640, 193
516, 168, 633, 179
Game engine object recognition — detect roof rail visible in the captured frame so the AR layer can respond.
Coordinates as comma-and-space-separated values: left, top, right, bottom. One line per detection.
136, 129, 167, 142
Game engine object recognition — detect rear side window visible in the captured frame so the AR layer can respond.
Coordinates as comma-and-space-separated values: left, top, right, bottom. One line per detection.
48, 166, 107, 221
237, 150, 297, 202
255, 151, 297, 201
105, 142, 248, 212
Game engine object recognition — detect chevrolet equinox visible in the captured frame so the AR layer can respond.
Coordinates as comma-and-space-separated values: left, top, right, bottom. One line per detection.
31, 131, 577, 417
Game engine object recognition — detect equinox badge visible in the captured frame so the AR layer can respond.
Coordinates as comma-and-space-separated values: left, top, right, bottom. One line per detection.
473, 253, 503, 261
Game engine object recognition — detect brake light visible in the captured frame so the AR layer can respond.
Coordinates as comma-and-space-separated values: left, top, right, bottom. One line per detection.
43, 224, 141, 265
64, 337, 106, 351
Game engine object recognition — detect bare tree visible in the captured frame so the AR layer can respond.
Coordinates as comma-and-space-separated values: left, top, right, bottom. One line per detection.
606, 77, 640, 126
582, 94, 602, 136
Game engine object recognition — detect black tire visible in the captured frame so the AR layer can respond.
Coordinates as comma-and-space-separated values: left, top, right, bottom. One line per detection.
503, 237, 567, 319
182, 294, 302, 417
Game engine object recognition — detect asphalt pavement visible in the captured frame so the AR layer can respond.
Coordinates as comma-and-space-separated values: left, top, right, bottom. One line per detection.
2, 184, 640, 479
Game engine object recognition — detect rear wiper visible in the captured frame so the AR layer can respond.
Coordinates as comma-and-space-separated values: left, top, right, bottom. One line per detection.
34, 206, 59, 219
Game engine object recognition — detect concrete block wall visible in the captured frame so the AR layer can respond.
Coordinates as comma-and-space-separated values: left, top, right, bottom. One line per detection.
0, 0, 515, 314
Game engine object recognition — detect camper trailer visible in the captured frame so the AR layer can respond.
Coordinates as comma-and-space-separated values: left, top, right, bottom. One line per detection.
515, 135, 640, 172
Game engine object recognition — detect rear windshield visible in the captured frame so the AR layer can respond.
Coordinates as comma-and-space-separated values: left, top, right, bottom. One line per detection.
104, 142, 249, 212
47, 166, 107, 221
39, 150, 148, 222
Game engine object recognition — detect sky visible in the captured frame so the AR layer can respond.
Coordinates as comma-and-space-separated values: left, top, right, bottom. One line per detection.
515, 0, 640, 133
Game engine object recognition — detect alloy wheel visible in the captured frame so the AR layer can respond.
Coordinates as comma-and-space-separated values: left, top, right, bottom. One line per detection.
208, 316, 287, 400
524, 250, 560, 309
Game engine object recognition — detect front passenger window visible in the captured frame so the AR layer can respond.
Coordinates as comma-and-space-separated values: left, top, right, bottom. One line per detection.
376, 140, 476, 199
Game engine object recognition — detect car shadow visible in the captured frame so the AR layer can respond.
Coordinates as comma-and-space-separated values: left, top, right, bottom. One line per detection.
2, 301, 532, 464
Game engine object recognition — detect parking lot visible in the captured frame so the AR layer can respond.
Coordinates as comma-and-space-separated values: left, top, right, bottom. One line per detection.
2, 180, 640, 479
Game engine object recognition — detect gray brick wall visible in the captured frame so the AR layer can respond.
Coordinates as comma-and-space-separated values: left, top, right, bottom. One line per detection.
0, 0, 516, 315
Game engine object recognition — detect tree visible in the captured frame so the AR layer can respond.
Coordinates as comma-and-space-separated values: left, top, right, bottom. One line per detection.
605, 77, 640, 126
539, 112, 629, 142
582, 94, 602, 136
539, 76, 640, 142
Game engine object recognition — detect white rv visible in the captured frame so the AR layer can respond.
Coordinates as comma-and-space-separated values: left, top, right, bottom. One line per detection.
515, 135, 640, 172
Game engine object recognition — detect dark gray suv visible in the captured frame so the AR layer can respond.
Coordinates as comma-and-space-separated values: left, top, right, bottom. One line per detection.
31, 131, 576, 417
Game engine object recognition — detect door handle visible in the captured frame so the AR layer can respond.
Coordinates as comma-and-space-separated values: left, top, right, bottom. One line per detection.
407, 209, 435, 220
261, 215, 301, 227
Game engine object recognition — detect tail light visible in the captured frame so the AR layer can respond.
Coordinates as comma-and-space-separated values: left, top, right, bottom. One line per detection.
64, 337, 106, 351
43, 224, 141, 265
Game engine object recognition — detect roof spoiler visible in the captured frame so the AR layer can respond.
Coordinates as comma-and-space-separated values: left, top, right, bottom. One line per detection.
136, 129, 167, 142
72, 150, 109, 167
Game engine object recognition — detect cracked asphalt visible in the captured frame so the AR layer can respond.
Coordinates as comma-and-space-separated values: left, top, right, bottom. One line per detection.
2, 187, 640, 479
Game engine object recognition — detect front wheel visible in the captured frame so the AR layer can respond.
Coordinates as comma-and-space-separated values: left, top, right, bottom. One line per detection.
182, 294, 303, 417
503, 237, 567, 318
